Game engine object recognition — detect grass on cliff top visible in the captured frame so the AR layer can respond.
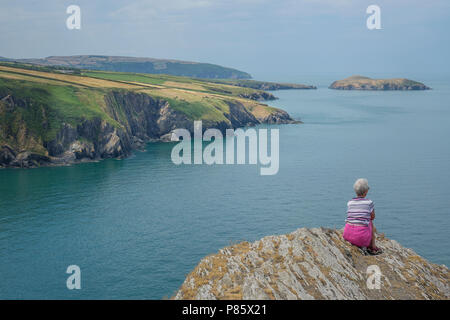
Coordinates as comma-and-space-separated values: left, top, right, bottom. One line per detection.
0, 63, 271, 103
0, 64, 141, 89
82, 71, 166, 86
82, 70, 268, 97
0, 61, 273, 96
161, 96, 230, 122
336, 76, 428, 87
89, 69, 280, 121
0, 63, 283, 126
0, 77, 120, 142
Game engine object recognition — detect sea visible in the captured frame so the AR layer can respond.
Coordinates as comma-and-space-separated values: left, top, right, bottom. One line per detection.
1, 73, 449, 299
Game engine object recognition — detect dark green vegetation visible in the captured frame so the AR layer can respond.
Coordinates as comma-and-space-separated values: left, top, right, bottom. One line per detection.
209, 79, 317, 90
0, 78, 116, 143
0, 55, 251, 79
0, 62, 299, 168
83, 71, 165, 85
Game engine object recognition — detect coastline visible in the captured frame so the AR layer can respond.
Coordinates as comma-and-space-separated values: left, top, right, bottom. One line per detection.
1, 75, 449, 299
0, 63, 301, 169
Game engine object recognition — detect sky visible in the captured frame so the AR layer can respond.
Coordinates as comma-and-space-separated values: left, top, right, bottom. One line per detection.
1, 0, 449, 79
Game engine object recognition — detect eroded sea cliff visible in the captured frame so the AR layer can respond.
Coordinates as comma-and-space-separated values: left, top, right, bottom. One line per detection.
0, 64, 299, 168
175, 227, 449, 300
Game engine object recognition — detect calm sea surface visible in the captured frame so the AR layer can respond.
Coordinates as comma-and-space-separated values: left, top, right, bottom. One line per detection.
1, 74, 449, 299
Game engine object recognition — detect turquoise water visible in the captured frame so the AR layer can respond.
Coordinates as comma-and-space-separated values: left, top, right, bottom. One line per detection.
1, 74, 449, 299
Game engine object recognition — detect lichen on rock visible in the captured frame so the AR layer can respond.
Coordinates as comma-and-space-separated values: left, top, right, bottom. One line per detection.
174, 227, 449, 300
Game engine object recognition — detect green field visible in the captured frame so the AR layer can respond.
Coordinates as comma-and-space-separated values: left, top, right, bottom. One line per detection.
0, 62, 284, 156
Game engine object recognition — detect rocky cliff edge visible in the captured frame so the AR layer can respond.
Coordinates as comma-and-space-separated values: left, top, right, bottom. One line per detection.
174, 227, 449, 300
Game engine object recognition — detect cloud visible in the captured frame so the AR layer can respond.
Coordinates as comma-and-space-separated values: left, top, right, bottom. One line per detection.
110, 0, 214, 20
0, 0, 449, 73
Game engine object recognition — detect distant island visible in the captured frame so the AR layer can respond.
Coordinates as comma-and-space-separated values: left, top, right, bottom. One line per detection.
329, 75, 430, 90
0, 62, 301, 168
174, 227, 449, 300
0, 55, 252, 80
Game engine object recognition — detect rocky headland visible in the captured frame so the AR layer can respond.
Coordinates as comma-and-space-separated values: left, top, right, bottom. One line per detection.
211, 79, 317, 91
329, 75, 430, 90
0, 91, 297, 168
0, 62, 305, 168
174, 227, 449, 300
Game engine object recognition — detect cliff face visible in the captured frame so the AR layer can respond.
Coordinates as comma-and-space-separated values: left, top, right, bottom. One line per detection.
0, 91, 298, 168
237, 91, 277, 101
329, 76, 430, 90
174, 228, 449, 300
104, 91, 193, 143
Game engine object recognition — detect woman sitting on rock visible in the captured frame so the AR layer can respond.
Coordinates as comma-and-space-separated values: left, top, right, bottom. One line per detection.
343, 178, 383, 255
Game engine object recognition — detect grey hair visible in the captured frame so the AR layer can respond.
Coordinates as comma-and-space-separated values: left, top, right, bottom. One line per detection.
353, 178, 370, 197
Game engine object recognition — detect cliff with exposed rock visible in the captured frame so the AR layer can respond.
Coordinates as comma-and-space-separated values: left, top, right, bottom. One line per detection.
174, 227, 449, 300
0, 90, 297, 168
0, 63, 303, 168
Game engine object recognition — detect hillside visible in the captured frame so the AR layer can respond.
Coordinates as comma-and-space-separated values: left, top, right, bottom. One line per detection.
174, 227, 449, 300
0, 55, 251, 79
329, 75, 430, 90
0, 62, 298, 168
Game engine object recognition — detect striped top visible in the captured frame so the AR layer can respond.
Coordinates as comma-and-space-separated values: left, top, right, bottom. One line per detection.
346, 197, 374, 226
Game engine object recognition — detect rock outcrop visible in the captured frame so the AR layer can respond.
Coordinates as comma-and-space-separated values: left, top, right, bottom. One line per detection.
174, 227, 449, 300
237, 91, 277, 101
329, 76, 430, 90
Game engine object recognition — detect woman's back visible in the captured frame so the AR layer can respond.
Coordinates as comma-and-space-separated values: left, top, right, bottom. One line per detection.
346, 197, 374, 226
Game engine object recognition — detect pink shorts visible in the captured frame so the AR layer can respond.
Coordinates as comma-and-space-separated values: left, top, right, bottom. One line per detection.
343, 222, 372, 248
